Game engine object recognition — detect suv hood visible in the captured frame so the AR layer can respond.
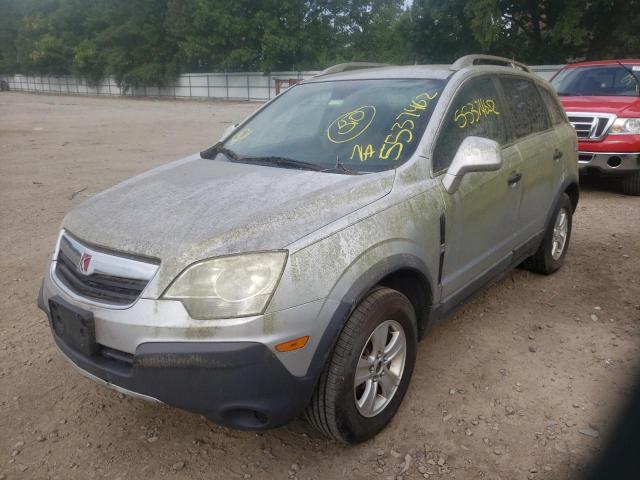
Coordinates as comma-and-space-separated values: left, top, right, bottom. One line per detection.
63, 154, 394, 282
559, 95, 640, 117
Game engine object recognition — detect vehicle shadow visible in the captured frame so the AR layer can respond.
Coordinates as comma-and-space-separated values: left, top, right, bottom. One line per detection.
579, 174, 624, 195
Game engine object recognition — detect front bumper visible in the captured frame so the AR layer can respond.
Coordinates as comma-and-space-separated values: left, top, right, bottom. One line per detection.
53, 331, 316, 429
37, 229, 342, 428
38, 284, 318, 429
578, 151, 640, 174
40, 263, 326, 377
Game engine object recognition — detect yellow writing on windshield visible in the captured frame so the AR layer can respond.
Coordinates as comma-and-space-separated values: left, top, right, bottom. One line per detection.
327, 105, 377, 144
348, 91, 438, 162
350, 143, 376, 161
379, 91, 439, 161
454, 98, 500, 129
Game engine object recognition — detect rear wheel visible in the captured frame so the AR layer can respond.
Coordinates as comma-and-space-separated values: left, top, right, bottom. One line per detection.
523, 193, 573, 275
305, 287, 417, 443
621, 171, 640, 196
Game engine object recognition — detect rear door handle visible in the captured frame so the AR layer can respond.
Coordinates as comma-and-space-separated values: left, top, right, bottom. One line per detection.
507, 172, 522, 186
553, 149, 563, 161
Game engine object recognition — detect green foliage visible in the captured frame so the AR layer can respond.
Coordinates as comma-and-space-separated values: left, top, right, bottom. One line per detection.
0, 0, 21, 72
584, 0, 640, 59
463, 0, 593, 63
0, 0, 638, 88
411, 0, 482, 63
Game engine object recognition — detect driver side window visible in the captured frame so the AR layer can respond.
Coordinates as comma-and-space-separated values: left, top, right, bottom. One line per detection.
433, 77, 507, 174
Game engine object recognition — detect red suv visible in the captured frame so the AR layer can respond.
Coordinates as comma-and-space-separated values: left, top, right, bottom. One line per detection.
551, 60, 640, 195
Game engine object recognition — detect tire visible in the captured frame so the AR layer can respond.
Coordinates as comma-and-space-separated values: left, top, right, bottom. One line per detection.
304, 287, 417, 443
522, 193, 573, 275
621, 171, 640, 196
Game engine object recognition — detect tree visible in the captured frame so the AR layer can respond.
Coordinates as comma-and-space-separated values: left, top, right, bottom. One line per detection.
463, 0, 591, 63
409, 0, 639, 64
82, 0, 179, 90
410, 0, 482, 63
334, 0, 412, 64
585, 0, 640, 59
168, 0, 297, 72
0, 0, 20, 73
0, 0, 638, 87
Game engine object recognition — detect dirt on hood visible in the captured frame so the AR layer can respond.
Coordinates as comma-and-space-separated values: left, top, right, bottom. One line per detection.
63, 155, 394, 295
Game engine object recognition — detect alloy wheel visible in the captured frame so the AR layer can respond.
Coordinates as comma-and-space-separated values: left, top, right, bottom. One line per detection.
354, 319, 407, 418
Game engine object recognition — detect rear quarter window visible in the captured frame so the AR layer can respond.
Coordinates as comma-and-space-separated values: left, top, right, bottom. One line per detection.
499, 77, 550, 138
432, 76, 507, 173
537, 86, 566, 125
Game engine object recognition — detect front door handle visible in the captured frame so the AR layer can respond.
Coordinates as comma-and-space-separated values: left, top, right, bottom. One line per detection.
553, 149, 563, 161
507, 172, 522, 186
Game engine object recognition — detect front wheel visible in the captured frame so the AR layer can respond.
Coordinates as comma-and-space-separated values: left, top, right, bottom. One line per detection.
305, 288, 417, 443
522, 193, 573, 275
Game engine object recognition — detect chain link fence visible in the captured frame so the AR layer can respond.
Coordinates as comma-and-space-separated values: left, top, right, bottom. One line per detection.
0, 66, 563, 101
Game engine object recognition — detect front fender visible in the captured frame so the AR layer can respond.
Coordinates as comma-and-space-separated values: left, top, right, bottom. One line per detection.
267, 188, 443, 379
326, 241, 435, 308
299, 241, 436, 380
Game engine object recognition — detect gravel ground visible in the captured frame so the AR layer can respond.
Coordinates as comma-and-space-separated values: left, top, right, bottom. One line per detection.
1, 92, 639, 480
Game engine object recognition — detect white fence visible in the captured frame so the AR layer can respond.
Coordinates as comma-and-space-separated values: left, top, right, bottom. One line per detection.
0, 71, 318, 101
0, 66, 563, 101
530, 65, 565, 81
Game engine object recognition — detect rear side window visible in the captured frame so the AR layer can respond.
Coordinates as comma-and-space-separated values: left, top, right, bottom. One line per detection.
499, 77, 550, 138
537, 86, 566, 125
433, 77, 507, 173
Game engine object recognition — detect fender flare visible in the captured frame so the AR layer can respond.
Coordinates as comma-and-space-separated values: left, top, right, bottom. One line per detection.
544, 176, 579, 233
304, 251, 435, 380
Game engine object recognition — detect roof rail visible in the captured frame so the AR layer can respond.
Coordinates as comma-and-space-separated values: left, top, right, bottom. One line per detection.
315, 62, 390, 77
451, 54, 531, 73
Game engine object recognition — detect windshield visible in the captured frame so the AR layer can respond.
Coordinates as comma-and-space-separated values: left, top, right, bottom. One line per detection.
551, 65, 640, 97
220, 79, 445, 173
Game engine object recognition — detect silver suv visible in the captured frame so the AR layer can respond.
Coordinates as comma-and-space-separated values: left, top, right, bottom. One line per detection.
38, 55, 579, 443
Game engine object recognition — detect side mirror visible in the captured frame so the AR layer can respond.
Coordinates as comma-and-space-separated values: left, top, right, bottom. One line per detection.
442, 136, 502, 194
220, 123, 239, 141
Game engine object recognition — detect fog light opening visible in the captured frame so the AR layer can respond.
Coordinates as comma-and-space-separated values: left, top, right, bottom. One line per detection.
607, 156, 622, 168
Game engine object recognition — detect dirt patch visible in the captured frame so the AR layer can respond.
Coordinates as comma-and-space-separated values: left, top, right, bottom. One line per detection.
1, 92, 639, 480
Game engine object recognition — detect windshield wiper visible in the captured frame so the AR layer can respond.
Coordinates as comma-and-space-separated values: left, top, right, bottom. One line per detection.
202, 147, 360, 174
321, 155, 360, 175
200, 143, 240, 161
234, 155, 324, 171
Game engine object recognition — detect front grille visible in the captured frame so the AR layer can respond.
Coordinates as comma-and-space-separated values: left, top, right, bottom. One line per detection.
53, 232, 158, 306
567, 113, 615, 140
55, 253, 147, 305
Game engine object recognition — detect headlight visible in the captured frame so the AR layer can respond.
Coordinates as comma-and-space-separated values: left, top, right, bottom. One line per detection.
163, 251, 287, 319
609, 118, 640, 135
